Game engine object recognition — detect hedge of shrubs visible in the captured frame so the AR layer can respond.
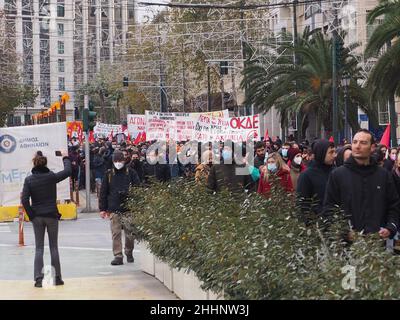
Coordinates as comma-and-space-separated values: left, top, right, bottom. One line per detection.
122, 178, 400, 299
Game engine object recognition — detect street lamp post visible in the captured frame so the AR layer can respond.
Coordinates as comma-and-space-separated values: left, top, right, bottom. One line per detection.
341, 75, 350, 142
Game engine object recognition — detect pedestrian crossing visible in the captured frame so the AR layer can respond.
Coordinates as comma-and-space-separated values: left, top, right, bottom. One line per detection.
0, 224, 11, 233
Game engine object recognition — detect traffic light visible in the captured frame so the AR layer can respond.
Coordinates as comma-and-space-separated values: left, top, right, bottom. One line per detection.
74, 107, 80, 120
335, 38, 344, 71
83, 102, 97, 132
123, 76, 129, 87
220, 61, 228, 75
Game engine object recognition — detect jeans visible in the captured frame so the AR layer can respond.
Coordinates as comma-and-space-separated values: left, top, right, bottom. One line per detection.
32, 216, 62, 281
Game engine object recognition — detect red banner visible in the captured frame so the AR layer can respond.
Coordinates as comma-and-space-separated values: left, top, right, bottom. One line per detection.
67, 121, 83, 142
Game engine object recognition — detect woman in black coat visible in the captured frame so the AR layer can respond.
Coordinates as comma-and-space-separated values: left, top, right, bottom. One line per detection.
21, 151, 72, 288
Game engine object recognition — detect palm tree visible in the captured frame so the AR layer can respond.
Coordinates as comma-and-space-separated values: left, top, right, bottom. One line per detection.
242, 28, 377, 139
365, 0, 400, 106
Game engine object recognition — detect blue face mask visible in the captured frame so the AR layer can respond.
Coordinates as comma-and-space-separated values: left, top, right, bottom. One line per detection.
267, 163, 277, 172
222, 150, 232, 162
281, 149, 288, 158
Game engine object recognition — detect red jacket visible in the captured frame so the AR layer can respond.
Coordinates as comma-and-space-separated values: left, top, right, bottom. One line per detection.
257, 168, 293, 196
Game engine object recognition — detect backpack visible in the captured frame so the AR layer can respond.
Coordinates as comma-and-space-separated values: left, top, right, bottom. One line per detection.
107, 167, 130, 184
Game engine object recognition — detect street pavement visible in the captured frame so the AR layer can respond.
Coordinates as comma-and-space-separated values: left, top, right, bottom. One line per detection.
0, 212, 177, 300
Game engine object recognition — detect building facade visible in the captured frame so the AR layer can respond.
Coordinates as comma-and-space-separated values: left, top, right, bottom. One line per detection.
1, 0, 135, 126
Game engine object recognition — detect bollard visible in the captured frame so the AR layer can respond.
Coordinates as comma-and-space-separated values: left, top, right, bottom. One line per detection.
75, 181, 80, 206
69, 178, 74, 202
18, 205, 25, 247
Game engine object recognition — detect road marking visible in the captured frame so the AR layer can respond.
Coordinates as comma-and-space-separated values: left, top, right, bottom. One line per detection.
0, 243, 141, 253
0, 225, 11, 233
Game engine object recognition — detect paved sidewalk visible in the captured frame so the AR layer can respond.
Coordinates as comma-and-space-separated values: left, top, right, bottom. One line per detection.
0, 213, 177, 300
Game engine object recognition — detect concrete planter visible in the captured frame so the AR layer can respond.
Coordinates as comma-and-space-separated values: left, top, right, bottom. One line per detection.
154, 257, 164, 283
172, 268, 186, 299
182, 270, 208, 300
139, 242, 155, 276
163, 264, 174, 292
140, 242, 223, 300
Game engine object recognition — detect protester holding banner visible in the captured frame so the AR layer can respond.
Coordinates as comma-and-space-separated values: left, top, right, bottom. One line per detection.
21, 150, 71, 288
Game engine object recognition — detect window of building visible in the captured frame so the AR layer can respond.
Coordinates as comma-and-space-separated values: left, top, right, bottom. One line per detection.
57, 23, 64, 36
58, 77, 65, 91
58, 41, 64, 54
378, 101, 390, 125
58, 59, 65, 72
57, 0, 65, 17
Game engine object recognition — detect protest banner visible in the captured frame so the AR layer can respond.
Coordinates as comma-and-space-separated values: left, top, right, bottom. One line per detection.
67, 121, 83, 142
93, 122, 123, 138
127, 114, 146, 139
0, 122, 70, 206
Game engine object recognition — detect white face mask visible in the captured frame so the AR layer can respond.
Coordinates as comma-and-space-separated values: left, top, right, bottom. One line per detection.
294, 156, 302, 165
113, 162, 125, 170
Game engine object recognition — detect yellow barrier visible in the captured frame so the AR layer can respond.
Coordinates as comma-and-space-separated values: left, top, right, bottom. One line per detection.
0, 203, 77, 222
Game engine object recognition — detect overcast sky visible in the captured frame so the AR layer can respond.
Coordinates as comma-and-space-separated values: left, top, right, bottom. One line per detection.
136, 0, 170, 23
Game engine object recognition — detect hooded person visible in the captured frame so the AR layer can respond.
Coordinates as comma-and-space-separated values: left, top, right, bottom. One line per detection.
335, 144, 352, 167
287, 147, 306, 190
99, 150, 141, 266
296, 139, 336, 221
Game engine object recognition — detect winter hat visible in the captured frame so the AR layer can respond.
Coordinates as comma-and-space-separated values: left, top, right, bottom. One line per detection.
112, 150, 125, 162
287, 147, 301, 162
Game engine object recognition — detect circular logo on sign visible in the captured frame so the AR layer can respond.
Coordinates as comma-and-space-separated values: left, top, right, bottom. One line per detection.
0, 134, 17, 153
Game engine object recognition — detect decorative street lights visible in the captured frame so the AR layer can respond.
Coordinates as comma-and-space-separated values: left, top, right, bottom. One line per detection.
341, 74, 351, 142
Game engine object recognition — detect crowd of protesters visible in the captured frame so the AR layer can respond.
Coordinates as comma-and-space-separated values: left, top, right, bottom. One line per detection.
66, 128, 400, 264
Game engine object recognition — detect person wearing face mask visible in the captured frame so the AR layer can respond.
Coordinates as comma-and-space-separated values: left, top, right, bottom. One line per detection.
99, 151, 141, 266
143, 149, 171, 184
129, 151, 145, 183
207, 141, 254, 193
257, 152, 293, 197
287, 148, 306, 190
383, 147, 398, 172
280, 143, 291, 163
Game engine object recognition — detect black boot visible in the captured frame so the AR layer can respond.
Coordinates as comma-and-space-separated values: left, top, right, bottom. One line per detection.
55, 277, 64, 286
111, 257, 123, 265
34, 278, 43, 288
126, 255, 134, 263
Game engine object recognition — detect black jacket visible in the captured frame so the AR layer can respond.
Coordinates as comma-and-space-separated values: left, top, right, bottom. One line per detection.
21, 157, 72, 220
323, 156, 400, 237
143, 162, 171, 183
99, 166, 140, 213
129, 160, 145, 183
392, 170, 400, 198
207, 163, 254, 193
296, 139, 334, 216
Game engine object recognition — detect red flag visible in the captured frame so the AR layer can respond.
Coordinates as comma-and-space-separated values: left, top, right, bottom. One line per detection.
140, 131, 146, 142
133, 132, 142, 145
108, 130, 114, 141
263, 129, 269, 142
126, 132, 131, 142
329, 136, 334, 143
380, 124, 391, 148
89, 131, 95, 143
